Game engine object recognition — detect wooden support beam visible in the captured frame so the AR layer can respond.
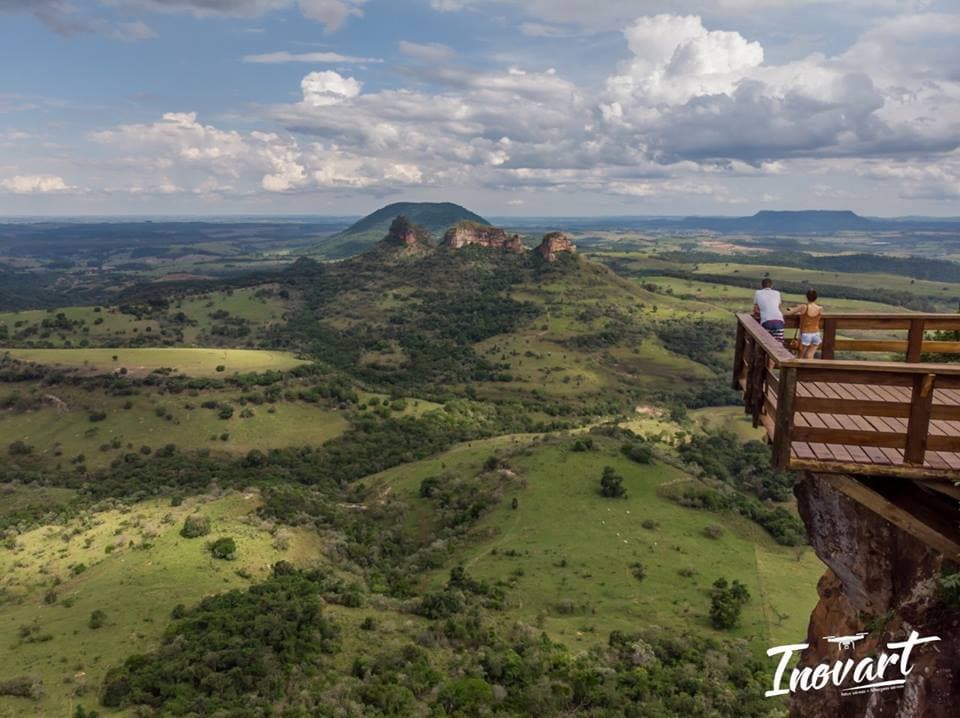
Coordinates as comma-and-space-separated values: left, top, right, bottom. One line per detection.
904, 373, 935, 465
821, 318, 837, 360
732, 320, 746, 391
907, 318, 925, 363
813, 473, 960, 559
791, 458, 960, 482
772, 366, 796, 470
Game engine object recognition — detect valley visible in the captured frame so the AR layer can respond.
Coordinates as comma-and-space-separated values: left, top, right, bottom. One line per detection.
1, 204, 958, 716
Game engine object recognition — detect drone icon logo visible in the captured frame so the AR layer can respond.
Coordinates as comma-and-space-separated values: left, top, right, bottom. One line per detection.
822, 633, 869, 651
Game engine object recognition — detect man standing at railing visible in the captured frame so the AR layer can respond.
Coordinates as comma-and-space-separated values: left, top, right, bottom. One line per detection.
753, 278, 785, 344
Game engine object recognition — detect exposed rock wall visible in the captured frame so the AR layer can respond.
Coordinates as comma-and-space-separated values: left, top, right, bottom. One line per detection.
790, 475, 959, 717
442, 222, 525, 253
536, 232, 575, 262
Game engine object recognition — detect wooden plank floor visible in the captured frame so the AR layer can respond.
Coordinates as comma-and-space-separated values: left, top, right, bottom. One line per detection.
758, 379, 960, 471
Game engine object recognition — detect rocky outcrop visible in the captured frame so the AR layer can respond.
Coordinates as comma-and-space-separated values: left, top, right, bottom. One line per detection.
536, 232, 575, 262
441, 221, 525, 253
789, 475, 959, 718
380, 216, 432, 252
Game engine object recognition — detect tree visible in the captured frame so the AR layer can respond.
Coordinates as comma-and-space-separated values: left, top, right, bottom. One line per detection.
600, 466, 626, 498
180, 515, 211, 539
709, 577, 751, 630
209, 537, 237, 560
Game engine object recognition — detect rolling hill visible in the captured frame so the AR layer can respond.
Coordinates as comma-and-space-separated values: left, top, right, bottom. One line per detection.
309, 201, 491, 258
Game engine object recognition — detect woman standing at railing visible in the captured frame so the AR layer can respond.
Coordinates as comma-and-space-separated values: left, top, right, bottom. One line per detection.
785, 289, 823, 359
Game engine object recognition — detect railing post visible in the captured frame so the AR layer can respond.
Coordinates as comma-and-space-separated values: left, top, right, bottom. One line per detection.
904, 373, 935, 465
821, 319, 837, 360
732, 320, 746, 390
748, 344, 768, 427
772, 366, 797, 471
907, 318, 925, 363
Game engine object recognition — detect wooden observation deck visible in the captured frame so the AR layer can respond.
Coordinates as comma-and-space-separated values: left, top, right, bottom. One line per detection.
733, 312, 960, 557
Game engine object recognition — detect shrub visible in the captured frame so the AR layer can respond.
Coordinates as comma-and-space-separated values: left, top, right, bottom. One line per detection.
8, 440, 33, 456
641, 519, 659, 530
215, 365, 226, 372
621, 442, 653, 464
630, 562, 647, 581
180, 515, 211, 539
600, 466, 627, 498
217, 406, 234, 420
703, 524, 724, 540
88, 610, 106, 629
88, 411, 107, 422
209, 537, 237, 560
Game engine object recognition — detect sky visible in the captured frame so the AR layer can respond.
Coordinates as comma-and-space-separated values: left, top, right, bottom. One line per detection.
1, 0, 959, 217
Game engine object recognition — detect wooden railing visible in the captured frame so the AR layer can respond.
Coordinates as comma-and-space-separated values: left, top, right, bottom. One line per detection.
733, 312, 960, 480
780, 312, 960, 361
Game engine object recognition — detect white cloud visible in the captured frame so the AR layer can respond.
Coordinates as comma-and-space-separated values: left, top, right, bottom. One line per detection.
300, 71, 362, 107
242, 50, 380, 64
0, 174, 71, 193
398, 41, 456, 63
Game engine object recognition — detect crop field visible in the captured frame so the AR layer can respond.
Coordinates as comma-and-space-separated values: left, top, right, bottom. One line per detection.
2, 347, 308, 377
0, 492, 328, 718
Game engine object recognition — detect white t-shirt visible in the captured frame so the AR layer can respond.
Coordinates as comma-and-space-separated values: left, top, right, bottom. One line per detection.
754, 288, 783, 323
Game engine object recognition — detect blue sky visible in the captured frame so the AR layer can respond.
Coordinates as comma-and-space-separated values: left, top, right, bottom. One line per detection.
1, 0, 959, 216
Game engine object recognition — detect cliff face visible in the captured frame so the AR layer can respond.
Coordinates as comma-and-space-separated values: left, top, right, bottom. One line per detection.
790, 475, 959, 717
381, 215, 432, 253
442, 222, 526, 253
536, 232, 575, 262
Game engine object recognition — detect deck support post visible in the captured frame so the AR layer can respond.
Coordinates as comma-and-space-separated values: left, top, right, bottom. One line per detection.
821, 319, 837, 360
905, 373, 936, 465
907, 318, 925, 363
747, 345, 768, 427
772, 366, 797, 471
732, 320, 746, 390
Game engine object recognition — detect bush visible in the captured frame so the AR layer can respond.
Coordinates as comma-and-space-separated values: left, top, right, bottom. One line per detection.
217, 406, 234, 420
572, 437, 594, 452
0, 675, 43, 700
600, 466, 626, 498
180, 515, 211, 539
641, 518, 659, 530
630, 562, 647, 581
88, 411, 107, 422
703, 524, 724, 540
8, 440, 33, 456
209, 537, 237, 560
621, 442, 653, 464
88, 609, 106, 629
709, 577, 750, 630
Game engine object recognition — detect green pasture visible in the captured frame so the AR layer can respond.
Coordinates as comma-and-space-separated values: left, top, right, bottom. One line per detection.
0, 392, 349, 468
371, 437, 823, 651
2, 347, 307, 377
0, 492, 327, 718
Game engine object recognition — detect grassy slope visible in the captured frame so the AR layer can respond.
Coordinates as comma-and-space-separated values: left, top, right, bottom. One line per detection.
2, 347, 307, 377
0, 396, 350, 469
0, 492, 327, 718
368, 437, 823, 651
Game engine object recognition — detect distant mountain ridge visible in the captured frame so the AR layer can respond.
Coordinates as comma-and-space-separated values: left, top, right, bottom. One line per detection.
674, 210, 876, 234
310, 202, 490, 258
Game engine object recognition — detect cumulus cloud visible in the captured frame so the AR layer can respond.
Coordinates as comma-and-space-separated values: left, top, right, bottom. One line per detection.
0, 174, 72, 193
300, 71, 362, 107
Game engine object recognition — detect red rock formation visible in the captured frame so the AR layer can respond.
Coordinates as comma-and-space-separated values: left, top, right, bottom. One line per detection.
536, 232, 575, 262
382, 215, 432, 251
789, 475, 960, 718
441, 222, 526, 253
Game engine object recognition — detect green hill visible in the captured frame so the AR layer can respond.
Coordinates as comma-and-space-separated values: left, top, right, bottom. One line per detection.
310, 202, 491, 258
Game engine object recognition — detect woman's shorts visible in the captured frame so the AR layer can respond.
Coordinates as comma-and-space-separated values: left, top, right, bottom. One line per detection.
800, 332, 822, 346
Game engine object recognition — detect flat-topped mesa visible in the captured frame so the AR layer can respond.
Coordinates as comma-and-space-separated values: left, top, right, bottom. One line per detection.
383, 215, 432, 249
441, 221, 526, 253
536, 232, 575, 262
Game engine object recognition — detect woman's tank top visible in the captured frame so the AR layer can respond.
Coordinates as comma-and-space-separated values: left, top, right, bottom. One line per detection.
800, 304, 822, 334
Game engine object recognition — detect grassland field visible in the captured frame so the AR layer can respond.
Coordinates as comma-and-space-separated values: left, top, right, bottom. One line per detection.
0, 491, 332, 718
368, 436, 822, 650
2, 348, 307, 378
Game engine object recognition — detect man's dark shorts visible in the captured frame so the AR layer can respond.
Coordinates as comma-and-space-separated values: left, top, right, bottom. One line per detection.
762, 319, 785, 342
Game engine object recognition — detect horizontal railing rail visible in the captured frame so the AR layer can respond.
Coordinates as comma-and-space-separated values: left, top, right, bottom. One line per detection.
733, 312, 960, 477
